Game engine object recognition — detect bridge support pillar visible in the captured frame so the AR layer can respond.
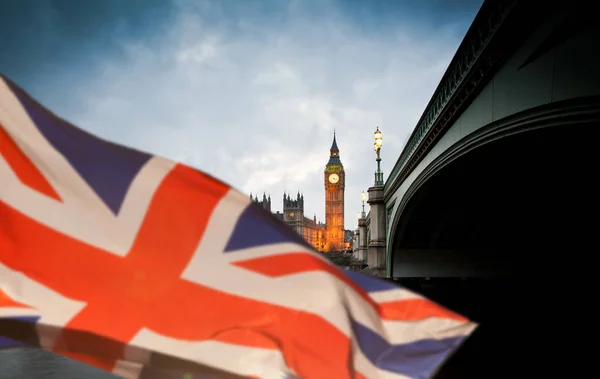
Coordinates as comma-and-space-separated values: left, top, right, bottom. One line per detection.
356, 216, 368, 261
350, 218, 368, 271
367, 185, 387, 277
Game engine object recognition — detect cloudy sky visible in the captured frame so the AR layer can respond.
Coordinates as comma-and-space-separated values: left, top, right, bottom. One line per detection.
1, 0, 482, 230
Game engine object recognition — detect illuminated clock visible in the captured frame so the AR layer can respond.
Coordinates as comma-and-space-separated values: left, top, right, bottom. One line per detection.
328, 173, 339, 184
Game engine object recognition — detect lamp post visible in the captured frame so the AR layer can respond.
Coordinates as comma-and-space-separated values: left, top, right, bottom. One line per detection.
360, 190, 367, 218
366, 127, 387, 275
374, 127, 384, 185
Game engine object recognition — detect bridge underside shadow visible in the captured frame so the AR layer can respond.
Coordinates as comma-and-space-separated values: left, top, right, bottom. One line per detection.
393, 121, 597, 278
390, 120, 597, 378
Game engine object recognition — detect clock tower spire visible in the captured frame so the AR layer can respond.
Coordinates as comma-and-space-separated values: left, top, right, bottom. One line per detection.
324, 131, 345, 252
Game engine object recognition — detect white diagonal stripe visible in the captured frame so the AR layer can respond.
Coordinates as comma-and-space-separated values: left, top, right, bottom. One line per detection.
0, 77, 175, 256
369, 288, 424, 303
131, 330, 291, 379
0, 262, 86, 331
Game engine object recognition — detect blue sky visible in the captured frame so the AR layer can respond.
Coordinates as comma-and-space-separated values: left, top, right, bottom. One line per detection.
0, 0, 482, 228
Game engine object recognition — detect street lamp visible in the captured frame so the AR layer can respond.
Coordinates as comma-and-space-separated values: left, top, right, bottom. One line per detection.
374, 127, 384, 185
360, 190, 367, 218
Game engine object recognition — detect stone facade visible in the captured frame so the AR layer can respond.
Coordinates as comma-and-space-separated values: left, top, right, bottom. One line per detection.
250, 133, 351, 253
251, 191, 327, 252
367, 186, 386, 271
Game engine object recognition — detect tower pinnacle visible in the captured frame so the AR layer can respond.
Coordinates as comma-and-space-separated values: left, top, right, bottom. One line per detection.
330, 130, 339, 152
328, 130, 342, 165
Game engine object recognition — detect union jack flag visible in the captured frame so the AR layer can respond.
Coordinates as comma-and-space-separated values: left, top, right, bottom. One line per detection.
0, 74, 477, 379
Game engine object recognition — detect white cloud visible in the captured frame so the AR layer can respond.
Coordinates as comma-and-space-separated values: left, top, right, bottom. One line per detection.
177, 38, 220, 63
58, 0, 468, 228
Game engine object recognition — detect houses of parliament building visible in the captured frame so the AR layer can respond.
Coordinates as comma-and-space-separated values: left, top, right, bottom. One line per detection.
250, 133, 351, 253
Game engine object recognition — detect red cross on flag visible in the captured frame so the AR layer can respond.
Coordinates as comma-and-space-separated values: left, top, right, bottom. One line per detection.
0, 73, 477, 379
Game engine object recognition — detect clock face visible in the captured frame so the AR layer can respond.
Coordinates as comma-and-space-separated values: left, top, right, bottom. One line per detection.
329, 173, 339, 184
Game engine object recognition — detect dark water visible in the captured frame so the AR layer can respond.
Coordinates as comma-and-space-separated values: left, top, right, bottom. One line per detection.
0, 349, 118, 379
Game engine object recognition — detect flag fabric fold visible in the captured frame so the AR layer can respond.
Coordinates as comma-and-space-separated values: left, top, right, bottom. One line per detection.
0, 74, 476, 379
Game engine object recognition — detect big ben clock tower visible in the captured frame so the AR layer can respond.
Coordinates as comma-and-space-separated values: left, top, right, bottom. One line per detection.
324, 131, 345, 252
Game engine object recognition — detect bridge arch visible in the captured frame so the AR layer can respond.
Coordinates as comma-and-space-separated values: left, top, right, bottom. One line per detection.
378, 1, 600, 376
388, 95, 599, 278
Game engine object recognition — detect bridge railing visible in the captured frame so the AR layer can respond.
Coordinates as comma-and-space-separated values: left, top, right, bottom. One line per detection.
386, 0, 517, 191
